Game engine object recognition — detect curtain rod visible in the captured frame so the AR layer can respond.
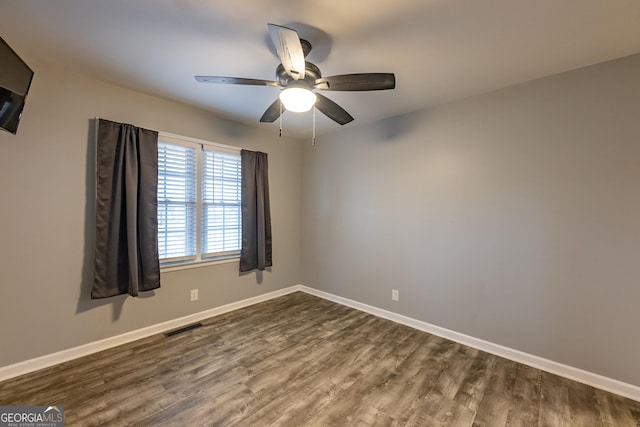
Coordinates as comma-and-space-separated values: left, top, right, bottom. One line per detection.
93, 117, 241, 153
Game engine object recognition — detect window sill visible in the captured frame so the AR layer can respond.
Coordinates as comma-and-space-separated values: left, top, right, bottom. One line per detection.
160, 256, 239, 273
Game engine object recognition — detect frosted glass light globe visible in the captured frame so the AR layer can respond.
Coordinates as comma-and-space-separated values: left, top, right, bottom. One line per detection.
279, 87, 317, 112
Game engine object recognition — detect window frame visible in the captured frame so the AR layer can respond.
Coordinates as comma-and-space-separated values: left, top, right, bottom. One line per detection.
157, 131, 242, 272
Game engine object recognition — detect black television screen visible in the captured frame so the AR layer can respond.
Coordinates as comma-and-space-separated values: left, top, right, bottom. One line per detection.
0, 36, 34, 134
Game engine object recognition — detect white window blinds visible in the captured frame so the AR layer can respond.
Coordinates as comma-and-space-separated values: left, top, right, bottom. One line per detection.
202, 150, 242, 257
157, 137, 241, 265
157, 142, 197, 260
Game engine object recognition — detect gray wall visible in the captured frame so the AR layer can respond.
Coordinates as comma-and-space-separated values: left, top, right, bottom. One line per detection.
0, 58, 302, 367
301, 53, 640, 387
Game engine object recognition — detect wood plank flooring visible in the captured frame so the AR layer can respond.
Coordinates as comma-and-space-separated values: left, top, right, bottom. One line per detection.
1, 291, 639, 426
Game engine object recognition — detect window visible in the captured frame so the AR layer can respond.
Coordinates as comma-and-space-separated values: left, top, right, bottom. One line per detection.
157, 133, 241, 266
157, 142, 197, 260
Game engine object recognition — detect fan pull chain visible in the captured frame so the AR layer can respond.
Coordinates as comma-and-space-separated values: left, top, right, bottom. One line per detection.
312, 105, 316, 146
279, 100, 283, 138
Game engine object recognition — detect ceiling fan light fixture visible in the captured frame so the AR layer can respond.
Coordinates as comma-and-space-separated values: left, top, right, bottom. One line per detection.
196, 24, 395, 126
279, 87, 317, 113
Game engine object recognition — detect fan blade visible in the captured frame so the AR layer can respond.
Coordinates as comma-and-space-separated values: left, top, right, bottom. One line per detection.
315, 94, 354, 125
267, 24, 305, 80
314, 73, 395, 91
195, 76, 280, 87
259, 98, 283, 123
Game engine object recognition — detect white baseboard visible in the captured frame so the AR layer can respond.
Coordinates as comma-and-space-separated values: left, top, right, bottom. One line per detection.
299, 285, 640, 403
0, 285, 303, 383
2, 284, 639, 403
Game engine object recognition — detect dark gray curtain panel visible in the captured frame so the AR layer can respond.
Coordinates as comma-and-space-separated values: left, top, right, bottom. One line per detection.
240, 149, 272, 272
92, 119, 161, 299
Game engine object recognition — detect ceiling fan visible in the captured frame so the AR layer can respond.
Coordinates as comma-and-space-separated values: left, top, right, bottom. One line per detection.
195, 24, 396, 126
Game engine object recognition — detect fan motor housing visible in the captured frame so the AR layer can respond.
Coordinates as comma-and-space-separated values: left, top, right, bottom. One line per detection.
276, 61, 321, 87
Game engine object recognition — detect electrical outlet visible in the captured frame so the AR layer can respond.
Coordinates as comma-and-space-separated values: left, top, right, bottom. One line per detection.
392, 289, 399, 301
190, 289, 199, 301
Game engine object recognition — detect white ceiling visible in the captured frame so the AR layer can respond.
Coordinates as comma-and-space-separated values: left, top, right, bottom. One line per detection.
2, 0, 640, 137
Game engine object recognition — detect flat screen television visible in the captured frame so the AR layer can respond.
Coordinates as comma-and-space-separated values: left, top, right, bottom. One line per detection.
0, 36, 34, 134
